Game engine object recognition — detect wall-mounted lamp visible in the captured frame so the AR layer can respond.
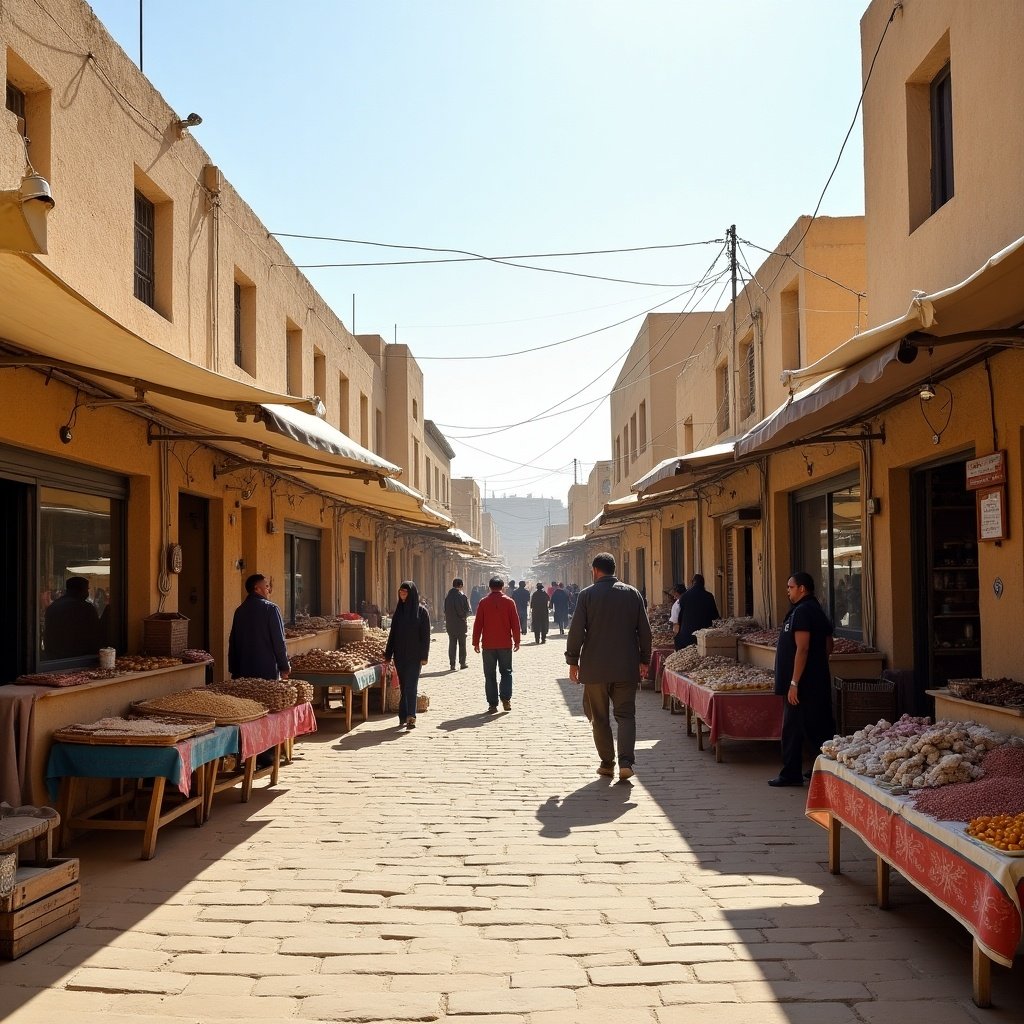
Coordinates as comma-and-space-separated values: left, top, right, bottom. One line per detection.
919, 380, 937, 402
20, 172, 54, 207
174, 112, 203, 137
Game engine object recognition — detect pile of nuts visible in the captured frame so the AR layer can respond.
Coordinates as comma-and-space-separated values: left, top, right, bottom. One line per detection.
180, 649, 213, 663
211, 677, 314, 711
115, 655, 183, 672
912, 745, 1024, 822
56, 715, 215, 739
135, 689, 268, 723
291, 648, 366, 674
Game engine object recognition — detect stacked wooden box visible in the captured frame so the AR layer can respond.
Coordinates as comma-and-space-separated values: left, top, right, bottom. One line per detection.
0, 806, 79, 959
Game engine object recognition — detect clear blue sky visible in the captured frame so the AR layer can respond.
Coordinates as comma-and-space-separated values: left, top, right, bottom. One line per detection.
88, 0, 869, 504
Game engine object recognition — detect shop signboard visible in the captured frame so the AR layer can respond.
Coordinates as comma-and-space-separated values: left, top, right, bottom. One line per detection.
965, 451, 1007, 491
977, 486, 1008, 542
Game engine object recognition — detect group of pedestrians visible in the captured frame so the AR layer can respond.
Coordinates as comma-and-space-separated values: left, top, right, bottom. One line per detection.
228, 557, 836, 788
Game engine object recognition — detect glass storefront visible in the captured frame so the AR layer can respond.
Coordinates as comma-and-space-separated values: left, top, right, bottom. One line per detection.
284, 523, 321, 623
793, 474, 863, 637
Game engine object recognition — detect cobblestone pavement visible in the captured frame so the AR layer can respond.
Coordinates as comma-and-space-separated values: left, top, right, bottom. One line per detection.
2, 630, 1022, 1023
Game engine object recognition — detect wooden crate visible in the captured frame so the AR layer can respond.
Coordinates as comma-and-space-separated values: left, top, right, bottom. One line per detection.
0, 880, 80, 959
338, 621, 365, 645
0, 858, 79, 914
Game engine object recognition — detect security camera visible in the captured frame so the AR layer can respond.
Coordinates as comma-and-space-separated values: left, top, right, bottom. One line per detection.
919, 381, 936, 402
58, 425, 73, 444
183, 112, 202, 127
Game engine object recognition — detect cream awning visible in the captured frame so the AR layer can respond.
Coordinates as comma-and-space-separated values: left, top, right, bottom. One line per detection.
631, 441, 737, 496
737, 236, 1024, 458
0, 254, 466, 528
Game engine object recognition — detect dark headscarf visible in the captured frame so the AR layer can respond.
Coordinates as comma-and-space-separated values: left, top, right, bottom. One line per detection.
393, 580, 421, 619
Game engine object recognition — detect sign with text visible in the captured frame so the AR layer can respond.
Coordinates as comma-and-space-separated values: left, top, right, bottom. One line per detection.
966, 451, 1007, 491
977, 486, 1008, 542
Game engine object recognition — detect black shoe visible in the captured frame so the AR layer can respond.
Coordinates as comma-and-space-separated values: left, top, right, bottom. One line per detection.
768, 776, 804, 787
450, 664, 456, 671
502, 700, 512, 711
487, 705, 498, 714
460, 663, 468, 669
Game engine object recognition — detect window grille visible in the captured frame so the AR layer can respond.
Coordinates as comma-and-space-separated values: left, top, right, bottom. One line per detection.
133, 191, 155, 308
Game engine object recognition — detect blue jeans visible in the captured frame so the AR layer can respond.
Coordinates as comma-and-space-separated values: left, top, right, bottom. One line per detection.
395, 659, 421, 721
481, 648, 513, 707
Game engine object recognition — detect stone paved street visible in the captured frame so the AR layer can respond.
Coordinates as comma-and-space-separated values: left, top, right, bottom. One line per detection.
2, 631, 1022, 1022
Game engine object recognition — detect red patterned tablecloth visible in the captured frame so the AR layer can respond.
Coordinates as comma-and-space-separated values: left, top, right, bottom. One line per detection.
672, 673, 782, 746
806, 759, 1024, 967
237, 702, 317, 760
662, 668, 689, 703
649, 647, 674, 690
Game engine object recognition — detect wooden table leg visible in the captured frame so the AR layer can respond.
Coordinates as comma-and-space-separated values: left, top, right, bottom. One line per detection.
141, 777, 166, 860
685, 703, 693, 736
203, 761, 218, 822
270, 743, 281, 787
876, 856, 890, 909
828, 815, 842, 874
696, 717, 704, 751
344, 686, 353, 732
360, 689, 370, 722
241, 755, 256, 802
714, 738, 723, 763
972, 940, 992, 1008
56, 776, 77, 852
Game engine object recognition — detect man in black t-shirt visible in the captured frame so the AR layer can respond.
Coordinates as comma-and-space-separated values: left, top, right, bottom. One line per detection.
769, 571, 835, 787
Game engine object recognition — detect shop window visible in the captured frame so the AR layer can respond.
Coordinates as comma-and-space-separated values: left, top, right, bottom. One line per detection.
38, 486, 124, 666
930, 63, 954, 212
793, 475, 862, 638
284, 524, 321, 623
133, 191, 156, 308
5, 50, 52, 180
133, 168, 172, 318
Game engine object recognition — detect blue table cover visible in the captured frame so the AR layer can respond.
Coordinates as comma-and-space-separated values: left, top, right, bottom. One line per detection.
300, 664, 381, 692
46, 724, 239, 800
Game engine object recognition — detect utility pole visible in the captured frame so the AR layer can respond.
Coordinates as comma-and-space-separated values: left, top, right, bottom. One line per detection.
573, 458, 578, 486
727, 224, 738, 431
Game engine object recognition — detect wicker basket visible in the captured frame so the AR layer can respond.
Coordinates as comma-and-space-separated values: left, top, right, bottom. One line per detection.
142, 613, 190, 656
0, 852, 15, 897
383, 689, 429, 714
833, 676, 897, 735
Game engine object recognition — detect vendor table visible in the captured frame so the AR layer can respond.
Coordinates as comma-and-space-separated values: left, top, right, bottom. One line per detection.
662, 666, 689, 711
300, 664, 389, 731
646, 647, 674, 692
662, 670, 782, 761
47, 725, 236, 860
806, 757, 1024, 1007
0, 662, 208, 806
205, 703, 317, 814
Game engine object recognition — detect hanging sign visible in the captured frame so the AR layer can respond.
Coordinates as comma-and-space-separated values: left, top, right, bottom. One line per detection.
965, 451, 1007, 491
977, 486, 1008, 542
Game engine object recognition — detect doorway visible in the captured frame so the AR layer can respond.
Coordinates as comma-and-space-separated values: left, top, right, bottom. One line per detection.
912, 458, 980, 704
349, 540, 367, 614
177, 494, 210, 653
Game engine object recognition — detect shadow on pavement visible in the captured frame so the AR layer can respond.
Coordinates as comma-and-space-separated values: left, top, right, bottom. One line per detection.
435, 711, 507, 732
536, 777, 638, 838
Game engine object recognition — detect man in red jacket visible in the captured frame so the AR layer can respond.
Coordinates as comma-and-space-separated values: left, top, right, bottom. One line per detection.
472, 576, 521, 713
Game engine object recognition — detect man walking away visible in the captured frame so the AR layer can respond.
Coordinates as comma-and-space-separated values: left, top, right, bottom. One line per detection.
769, 571, 835, 787
529, 582, 550, 644
677, 573, 720, 648
512, 581, 530, 633
566, 552, 652, 782
443, 577, 471, 670
472, 576, 521, 713
550, 582, 570, 635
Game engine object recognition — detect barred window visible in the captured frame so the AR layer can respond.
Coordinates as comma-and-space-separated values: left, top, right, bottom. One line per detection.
133, 190, 155, 308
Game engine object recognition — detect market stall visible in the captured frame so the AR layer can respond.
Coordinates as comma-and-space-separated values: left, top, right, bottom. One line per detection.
806, 758, 1024, 1007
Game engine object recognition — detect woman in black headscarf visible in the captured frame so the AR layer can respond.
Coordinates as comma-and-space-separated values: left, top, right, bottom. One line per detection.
529, 582, 550, 644
382, 580, 431, 729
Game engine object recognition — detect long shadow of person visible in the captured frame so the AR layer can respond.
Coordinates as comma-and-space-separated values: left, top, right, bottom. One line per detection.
536, 778, 638, 839
435, 712, 506, 732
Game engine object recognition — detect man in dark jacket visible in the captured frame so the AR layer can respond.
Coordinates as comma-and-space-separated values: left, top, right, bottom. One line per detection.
550, 583, 570, 635
228, 573, 290, 680
769, 571, 835, 787
565, 552, 652, 782
511, 581, 530, 633
677, 573, 720, 648
443, 577, 471, 670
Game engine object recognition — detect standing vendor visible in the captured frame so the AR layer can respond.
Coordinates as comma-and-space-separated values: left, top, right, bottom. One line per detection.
228, 573, 290, 680
769, 571, 834, 787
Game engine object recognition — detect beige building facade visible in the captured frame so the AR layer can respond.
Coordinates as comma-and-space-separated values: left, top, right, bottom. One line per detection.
0, 0, 468, 685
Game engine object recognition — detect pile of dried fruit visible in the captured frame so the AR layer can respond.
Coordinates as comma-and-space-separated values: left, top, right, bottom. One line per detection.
821, 715, 1018, 789
180, 649, 213, 663
711, 617, 762, 634
949, 678, 1024, 708
211, 677, 315, 710
56, 715, 215, 739
914, 745, 1024, 822
291, 648, 368, 674
966, 811, 1024, 852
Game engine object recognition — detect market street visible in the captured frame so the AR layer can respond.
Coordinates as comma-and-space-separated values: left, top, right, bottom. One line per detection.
2, 630, 1022, 1024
